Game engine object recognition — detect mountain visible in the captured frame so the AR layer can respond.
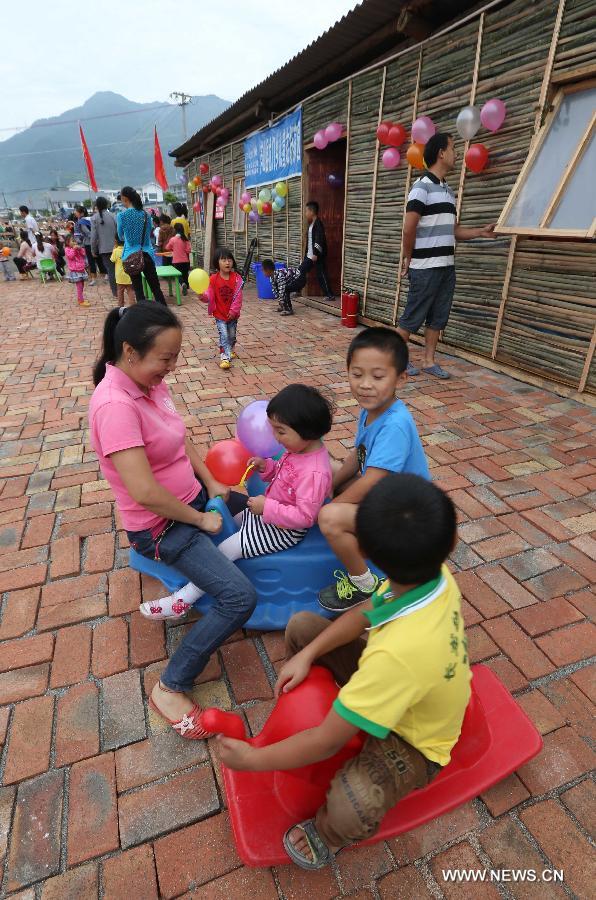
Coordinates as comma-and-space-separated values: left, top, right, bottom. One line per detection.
0, 91, 230, 202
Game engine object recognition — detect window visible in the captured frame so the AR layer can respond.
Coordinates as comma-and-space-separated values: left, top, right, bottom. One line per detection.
497, 81, 595, 238
233, 178, 246, 233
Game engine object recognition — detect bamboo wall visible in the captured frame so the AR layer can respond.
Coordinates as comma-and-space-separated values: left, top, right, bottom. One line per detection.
184, 0, 596, 393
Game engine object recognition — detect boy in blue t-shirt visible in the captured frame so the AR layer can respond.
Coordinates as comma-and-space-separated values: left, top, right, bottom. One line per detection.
318, 327, 430, 613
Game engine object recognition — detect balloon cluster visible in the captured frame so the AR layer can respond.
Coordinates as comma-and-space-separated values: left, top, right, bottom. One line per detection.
238, 182, 289, 223
205, 400, 284, 486
456, 98, 506, 173
313, 122, 343, 150
377, 120, 407, 169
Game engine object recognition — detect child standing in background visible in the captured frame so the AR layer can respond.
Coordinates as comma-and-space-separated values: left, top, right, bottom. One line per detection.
64, 235, 89, 307
0, 248, 16, 281
157, 214, 174, 266
166, 223, 192, 295
110, 237, 135, 307
201, 247, 243, 370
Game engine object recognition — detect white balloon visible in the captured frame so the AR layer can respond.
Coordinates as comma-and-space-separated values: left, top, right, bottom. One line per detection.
456, 106, 481, 141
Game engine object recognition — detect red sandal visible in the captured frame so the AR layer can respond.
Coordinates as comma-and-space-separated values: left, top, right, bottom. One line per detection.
148, 683, 213, 740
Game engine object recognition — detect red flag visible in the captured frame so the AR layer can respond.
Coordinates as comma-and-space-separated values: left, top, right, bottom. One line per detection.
154, 126, 168, 191
79, 124, 98, 193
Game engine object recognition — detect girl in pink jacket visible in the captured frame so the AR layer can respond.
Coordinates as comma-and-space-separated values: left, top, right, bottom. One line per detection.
224, 384, 334, 559
140, 385, 333, 620
64, 235, 89, 307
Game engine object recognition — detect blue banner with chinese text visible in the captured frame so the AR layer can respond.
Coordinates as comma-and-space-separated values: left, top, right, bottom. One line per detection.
244, 108, 302, 189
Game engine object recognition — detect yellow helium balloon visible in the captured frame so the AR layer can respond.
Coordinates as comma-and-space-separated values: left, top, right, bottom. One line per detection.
275, 181, 288, 197
242, 202, 251, 213
188, 268, 210, 295
187, 181, 194, 191
257, 200, 264, 214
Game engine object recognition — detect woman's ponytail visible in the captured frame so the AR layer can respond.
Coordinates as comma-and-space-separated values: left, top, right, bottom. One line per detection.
93, 308, 123, 386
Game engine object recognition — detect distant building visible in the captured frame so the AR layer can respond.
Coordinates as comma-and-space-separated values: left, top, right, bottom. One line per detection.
140, 182, 164, 204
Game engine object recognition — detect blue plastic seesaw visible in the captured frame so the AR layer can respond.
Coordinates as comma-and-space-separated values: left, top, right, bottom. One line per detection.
128, 472, 381, 630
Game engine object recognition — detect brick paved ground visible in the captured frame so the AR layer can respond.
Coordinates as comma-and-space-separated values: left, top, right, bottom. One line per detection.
0, 276, 594, 899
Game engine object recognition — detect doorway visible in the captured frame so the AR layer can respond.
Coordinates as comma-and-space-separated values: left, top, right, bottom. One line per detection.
305, 139, 346, 297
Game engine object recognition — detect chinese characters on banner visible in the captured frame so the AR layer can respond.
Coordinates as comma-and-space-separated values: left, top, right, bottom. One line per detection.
244, 108, 302, 189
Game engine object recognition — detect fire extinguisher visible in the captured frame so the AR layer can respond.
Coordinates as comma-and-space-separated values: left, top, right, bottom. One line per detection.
341, 289, 359, 328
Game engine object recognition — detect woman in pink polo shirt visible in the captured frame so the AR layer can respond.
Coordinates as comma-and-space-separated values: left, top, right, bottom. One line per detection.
89, 304, 257, 739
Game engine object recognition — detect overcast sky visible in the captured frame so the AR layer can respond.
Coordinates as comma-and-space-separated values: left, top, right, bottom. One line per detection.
1, 0, 359, 141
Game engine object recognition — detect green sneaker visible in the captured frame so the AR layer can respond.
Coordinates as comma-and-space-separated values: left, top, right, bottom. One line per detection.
318, 570, 379, 612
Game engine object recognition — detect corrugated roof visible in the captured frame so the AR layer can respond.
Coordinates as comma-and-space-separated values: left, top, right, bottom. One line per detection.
172, 0, 478, 164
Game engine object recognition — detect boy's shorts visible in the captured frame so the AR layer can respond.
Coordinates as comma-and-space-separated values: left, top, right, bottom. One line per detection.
399, 265, 456, 332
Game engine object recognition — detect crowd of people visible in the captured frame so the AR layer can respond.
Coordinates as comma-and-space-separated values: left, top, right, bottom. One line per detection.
0, 195, 192, 309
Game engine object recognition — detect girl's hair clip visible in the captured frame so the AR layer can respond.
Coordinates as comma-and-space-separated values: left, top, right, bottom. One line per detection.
118, 306, 128, 318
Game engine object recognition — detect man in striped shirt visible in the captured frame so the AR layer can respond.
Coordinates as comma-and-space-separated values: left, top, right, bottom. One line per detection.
397, 133, 494, 379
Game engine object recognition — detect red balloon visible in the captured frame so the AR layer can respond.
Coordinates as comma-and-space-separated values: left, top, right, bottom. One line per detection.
465, 143, 489, 173
193, 201, 201, 211
376, 121, 391, 144
388, 124, 407, 147
199, 162, 209, 175
205, 440, 251, 486
262, 201, 272, 215
211, 185, 218, 194
202, 184, 210, 194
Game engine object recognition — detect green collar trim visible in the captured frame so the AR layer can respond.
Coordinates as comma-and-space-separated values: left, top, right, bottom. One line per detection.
364, 573, 444, 628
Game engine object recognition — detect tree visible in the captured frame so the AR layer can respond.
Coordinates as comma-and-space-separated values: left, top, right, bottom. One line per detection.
163, 191, 178, 205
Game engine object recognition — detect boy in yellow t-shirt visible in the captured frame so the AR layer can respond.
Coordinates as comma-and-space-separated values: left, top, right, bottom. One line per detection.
110, 237, 134, 307
218, 473, 471, 870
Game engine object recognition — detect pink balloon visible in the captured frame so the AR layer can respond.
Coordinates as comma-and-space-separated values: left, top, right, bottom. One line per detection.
211, 174, 222, 187
325, 122, 343, 142
480, 98, 506, 132
216, 196, 226, 207
241, 191, 251, 204
411, 116, 436, 144
193, 201, 201, 211
313, 130, 328, 150
382, 148, 401, 169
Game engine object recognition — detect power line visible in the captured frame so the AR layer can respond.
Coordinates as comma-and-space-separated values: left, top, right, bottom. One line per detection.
0, 136, 156, 160
0, 103, 175, 134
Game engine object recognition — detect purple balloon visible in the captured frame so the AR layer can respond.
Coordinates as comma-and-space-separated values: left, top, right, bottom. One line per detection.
248, 210, 259, 223
382, 148, 401, 169
313, 130, 328, 150
411, 116, 436, 144
237, 400, 284, 458
325, 122, 343, 142
480, 98, 506, 132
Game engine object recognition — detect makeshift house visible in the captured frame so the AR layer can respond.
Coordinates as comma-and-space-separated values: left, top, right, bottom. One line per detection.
171, 0, 595, 395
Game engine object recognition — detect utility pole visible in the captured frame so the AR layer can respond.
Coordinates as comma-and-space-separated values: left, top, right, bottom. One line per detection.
170, 92, 192, 141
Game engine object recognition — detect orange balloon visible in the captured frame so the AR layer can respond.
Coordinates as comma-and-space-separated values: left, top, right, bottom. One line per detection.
1, 247, 10, 257
406, 143, 425, 169
193, 175, 202, 186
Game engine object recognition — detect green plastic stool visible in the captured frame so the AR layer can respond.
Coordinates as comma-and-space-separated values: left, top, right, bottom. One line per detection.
39, 259, 62, 284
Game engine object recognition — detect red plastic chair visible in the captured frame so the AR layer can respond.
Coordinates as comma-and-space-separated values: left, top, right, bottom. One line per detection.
201, 664, 542, 867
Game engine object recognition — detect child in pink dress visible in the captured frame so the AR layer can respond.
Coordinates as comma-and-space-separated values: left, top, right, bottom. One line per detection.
64, 234, 89, 307
140, 383, 334, 620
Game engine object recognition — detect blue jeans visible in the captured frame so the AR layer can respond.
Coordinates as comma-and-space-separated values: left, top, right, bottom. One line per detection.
127, 489, 256, 691
216, 318, 237, 360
